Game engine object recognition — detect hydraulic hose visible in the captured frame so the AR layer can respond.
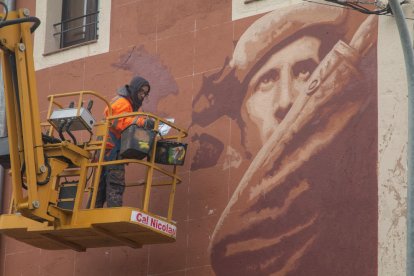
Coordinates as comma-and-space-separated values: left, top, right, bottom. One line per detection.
0, 16, 40, 33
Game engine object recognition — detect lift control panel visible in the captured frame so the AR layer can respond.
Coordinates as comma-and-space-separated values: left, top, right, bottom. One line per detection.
49, 107, 95, 132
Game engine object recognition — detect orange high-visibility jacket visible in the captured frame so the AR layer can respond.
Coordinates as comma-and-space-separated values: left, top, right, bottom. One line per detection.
104, 96, 146, 150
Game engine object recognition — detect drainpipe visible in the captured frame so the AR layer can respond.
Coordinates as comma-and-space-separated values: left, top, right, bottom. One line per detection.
0, 55, 5, 216
0, 1, 14, 208
3, 0, 15, 11
0, 0, 15, 209
0, 22, 5, 276
387, 1, 414, 275
0, 1, 14, 268
0, 25, 5, 276
0, 63, 4, 215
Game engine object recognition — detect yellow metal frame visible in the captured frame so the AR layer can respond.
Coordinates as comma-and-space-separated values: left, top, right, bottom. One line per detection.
0, 10, 188, 251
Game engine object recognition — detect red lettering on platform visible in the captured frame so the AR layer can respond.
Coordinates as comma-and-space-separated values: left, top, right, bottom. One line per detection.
136, 213, 143, 223
131, 211, 177, 238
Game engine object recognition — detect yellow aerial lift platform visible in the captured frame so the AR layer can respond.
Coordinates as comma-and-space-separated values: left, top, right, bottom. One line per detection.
0, 7, 187, 251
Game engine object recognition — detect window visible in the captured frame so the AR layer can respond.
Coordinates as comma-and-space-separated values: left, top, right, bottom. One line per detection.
232, 0, 301, 20
34, 0, 111, 70
54, 0, 99, 49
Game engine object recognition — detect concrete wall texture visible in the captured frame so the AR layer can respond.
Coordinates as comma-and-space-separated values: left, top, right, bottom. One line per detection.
0, 0, 410, 275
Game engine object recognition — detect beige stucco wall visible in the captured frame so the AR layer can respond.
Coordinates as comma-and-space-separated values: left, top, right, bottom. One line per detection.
378, 7, 413, 276
232, 0, 302, 20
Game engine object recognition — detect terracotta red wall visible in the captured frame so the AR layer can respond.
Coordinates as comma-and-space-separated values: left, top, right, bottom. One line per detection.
0, 1, 378, 275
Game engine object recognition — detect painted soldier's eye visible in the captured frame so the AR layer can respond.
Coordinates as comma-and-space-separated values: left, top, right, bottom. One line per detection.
292, 58, 318, 81
255, 68, 279, 92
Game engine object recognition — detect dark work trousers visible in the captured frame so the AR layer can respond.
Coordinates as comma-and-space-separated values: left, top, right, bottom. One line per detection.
94, 164, 126, 208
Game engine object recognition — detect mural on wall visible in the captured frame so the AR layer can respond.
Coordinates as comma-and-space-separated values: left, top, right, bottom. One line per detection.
192, 4, 378, 276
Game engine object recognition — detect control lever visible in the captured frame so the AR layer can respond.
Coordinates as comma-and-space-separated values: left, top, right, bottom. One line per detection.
87, 100, 93, 112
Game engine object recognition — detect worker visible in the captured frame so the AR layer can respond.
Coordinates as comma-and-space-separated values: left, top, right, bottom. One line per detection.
95, 75, 153, 208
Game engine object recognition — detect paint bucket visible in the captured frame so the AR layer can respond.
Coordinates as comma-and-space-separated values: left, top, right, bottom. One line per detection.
120, 125, 155, 160
155, 140, 187, 166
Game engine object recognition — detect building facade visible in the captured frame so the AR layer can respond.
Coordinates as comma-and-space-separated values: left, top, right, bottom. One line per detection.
0, 0, 409, 275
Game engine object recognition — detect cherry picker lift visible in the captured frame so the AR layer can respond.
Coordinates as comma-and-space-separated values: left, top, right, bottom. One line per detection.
0, 6, 188, 251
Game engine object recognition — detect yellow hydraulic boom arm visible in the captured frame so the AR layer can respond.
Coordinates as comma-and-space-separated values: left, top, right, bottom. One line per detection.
0, 8, 46, 217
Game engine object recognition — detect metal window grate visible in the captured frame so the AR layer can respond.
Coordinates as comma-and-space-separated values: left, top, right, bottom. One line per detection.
53, 11, 99, 49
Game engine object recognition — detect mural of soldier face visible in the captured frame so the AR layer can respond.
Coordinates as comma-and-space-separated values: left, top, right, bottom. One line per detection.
206, 7, 378, 276
242, 36, 321, 147
188, 5, 378, 275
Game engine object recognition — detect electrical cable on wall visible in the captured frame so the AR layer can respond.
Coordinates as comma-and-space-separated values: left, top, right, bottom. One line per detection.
324, 0, 392, 14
